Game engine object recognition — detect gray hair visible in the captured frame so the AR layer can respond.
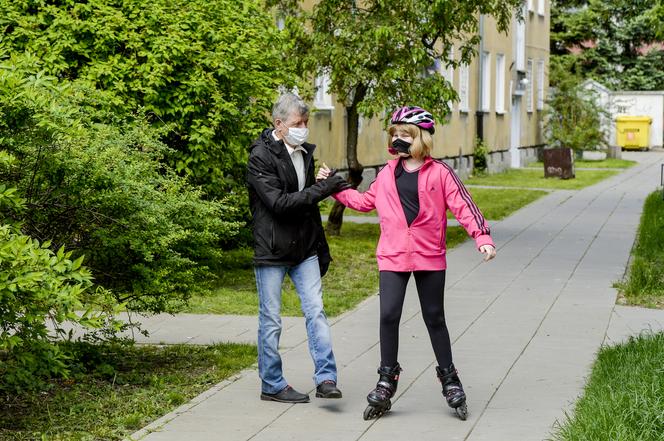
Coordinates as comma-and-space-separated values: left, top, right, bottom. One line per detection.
272, 92, 309, 123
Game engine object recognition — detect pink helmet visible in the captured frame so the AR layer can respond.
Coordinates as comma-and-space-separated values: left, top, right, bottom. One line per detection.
390, 106, 435, 134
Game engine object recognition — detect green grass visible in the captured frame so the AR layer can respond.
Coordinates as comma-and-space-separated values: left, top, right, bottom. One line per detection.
615, 192, 664, 308
321, 187, 547, 221
185, 223, 469, 316
528, 158, 637, 169
0, 342, 257, 441
319, 198, 376, 217
551, 332, 664, 441
464, 187, 548, 220
465, 168, 620, 190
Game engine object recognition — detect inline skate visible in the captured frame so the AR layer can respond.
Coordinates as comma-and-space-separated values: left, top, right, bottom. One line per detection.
436, 364, 468, 420
363, 364, 401, 420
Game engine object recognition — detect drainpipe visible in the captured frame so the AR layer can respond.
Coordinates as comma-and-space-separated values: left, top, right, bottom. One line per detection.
476, 13, 485, 143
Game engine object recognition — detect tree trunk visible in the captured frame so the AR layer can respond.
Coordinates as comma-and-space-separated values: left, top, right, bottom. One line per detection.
325, 85, 367, 236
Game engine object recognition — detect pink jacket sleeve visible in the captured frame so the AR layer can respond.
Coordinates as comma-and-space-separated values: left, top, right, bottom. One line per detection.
332, 180, 377, 212
442, 171, 494, 250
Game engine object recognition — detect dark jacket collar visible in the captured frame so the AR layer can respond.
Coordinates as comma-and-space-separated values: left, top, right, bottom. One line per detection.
256, 128, 316, 157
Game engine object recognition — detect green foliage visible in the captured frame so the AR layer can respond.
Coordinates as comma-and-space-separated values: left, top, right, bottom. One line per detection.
544, 62, 608, 152
0, 58, 240, 313
650, 1, 664, 40
0, 225, 97, 391
464, 187, 548, 220
551, 0, 664, 90
552, 332, 664, 441
272, 0, 522, 122
615, 191, 664, 308
0, 0, 298, 195
0, 151, 119, 392
473, 137, 489, 174
270, 0, 523, 232
465, 168, 619, 190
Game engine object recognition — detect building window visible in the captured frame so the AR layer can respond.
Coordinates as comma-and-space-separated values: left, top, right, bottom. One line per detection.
439, 47, 455, 111
526, 58, 534, 113
537, 0, 545, 16
515, 5, 526, 71
537, 59, 545, 110
481, 51, 491, 112
426, 58, 440, 78
314, 71, 334, 110
495, 53, 506, 113
459, 63, 469, 112
440, 48, 454, 86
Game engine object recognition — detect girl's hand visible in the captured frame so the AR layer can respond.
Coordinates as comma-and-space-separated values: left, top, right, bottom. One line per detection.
480, 244, 496, 261
316, 163, 332, 182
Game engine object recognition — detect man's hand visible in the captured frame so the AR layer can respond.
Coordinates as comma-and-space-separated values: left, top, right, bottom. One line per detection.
316, 163, 333, 182
479, 244, 496, 261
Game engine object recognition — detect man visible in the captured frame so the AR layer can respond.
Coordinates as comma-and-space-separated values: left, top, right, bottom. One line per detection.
246, 92, 349, 403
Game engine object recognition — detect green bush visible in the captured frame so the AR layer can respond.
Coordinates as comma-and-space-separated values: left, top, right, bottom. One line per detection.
0, 0, 298, 196
0, 151, 118, 392
0, 60, 240, 313
0, 227, 97, 391
544, 62, 608, 152
473, 137, 489, 174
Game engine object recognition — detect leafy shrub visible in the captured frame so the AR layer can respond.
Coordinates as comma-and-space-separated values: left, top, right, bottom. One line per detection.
0, 59, 240, 313
473, 137, 489, 174
0, 0, 298, 196
544, 62, 608, 152
0, 151, 118, 392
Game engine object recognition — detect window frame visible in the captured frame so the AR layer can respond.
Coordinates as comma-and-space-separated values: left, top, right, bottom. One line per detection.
495, 53, 506, 114
481, 51, 492, 112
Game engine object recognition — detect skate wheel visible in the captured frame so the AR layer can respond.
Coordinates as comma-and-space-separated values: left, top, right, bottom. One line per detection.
455, 403, 468, 421
363, 405, 377, 420
363, 403, 391, 420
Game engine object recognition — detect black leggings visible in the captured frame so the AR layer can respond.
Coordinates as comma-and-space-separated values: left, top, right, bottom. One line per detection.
379, 270, 452, 369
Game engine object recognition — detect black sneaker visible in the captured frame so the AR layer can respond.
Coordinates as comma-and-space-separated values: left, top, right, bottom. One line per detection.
260, 385, 310, 403
316, 380, 342, 399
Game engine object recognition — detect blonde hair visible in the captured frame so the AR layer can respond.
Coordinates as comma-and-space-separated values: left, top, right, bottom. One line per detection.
388, 124, 433, 160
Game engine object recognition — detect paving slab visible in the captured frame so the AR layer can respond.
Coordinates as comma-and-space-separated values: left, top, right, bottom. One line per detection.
125, 152, 664, 441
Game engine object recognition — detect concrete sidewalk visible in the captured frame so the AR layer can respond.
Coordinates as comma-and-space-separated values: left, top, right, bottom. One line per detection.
126, 151, 664, 441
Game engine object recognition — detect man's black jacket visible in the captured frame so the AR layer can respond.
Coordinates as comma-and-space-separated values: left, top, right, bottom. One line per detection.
246, 128, 346, 272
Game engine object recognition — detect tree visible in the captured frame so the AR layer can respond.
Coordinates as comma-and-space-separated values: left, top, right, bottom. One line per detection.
649, 0, 664, 40
544, 61, 608, 153
0, 57, 239, 314
270, 0, 522, 235
551, 0, 664, 90
0, 0, 299, 197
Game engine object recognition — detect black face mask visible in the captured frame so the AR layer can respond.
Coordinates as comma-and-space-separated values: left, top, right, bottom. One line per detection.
391, 138, 412, 155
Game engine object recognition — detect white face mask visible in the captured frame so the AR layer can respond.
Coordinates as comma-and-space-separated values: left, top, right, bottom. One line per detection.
283, 126, 309, 146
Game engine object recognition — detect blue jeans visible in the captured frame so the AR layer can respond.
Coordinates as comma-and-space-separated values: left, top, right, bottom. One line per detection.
254, 255, 337, 394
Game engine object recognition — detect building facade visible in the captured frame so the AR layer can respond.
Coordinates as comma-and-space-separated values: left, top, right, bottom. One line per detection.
306, 1, 550, 182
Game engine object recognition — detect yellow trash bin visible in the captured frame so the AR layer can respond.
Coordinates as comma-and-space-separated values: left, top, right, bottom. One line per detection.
615, 116, 652, 150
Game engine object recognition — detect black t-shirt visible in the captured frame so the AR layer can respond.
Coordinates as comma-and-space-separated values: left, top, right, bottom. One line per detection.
395, 160, 420, 227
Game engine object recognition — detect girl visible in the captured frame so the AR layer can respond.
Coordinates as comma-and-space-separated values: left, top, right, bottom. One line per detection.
317, 106, 496, 420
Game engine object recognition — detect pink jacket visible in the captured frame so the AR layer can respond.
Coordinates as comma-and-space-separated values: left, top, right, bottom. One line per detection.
333, 157, 494, 272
